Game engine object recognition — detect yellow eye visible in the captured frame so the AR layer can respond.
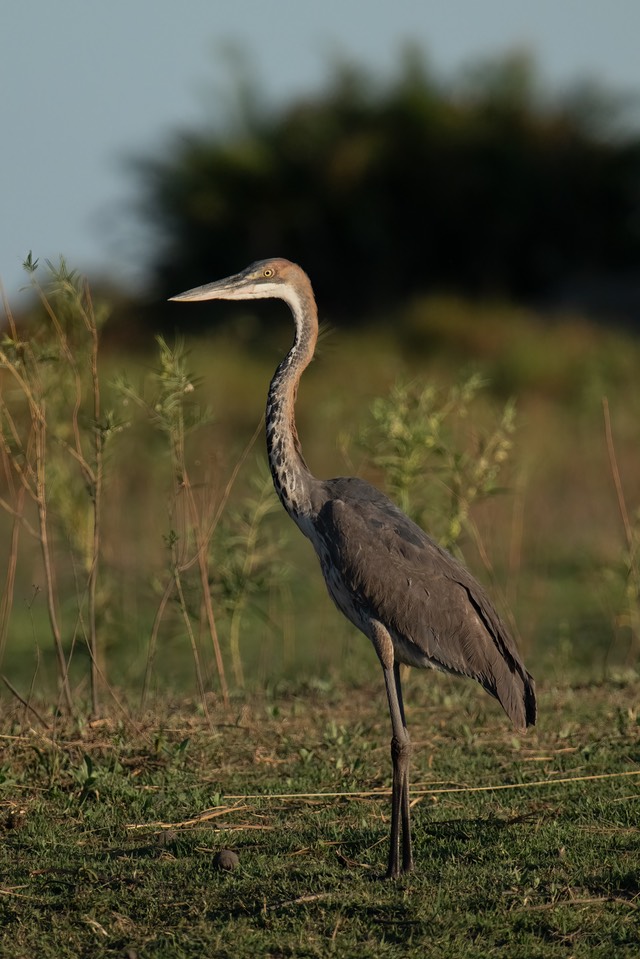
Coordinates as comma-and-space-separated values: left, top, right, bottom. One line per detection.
263, 268, 274, 278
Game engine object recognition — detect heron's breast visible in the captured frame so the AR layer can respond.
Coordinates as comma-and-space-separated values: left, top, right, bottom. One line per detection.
317, 550, 369, 633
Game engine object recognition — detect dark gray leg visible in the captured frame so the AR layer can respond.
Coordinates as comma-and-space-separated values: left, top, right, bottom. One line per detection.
383, 662, 413, 878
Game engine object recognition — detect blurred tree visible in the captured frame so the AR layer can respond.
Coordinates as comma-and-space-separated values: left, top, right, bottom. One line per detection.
134, 49, 640, 328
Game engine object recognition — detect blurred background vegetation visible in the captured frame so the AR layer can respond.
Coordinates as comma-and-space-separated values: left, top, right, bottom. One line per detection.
1, 49, 639, 713
135, 49, 640, 332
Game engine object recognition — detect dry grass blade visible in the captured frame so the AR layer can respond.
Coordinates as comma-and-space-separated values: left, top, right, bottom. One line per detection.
224, 767, 640, 802
603, 396, 634, 553
125, 802, 251, 831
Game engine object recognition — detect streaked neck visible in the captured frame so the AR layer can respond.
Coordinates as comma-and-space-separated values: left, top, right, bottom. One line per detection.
265, 283, 319, 527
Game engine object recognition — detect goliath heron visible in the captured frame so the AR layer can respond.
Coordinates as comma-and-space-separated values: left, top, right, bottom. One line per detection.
170, 258, 536, 878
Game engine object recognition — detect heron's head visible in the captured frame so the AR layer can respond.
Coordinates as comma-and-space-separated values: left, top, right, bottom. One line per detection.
169, 258, 311, 306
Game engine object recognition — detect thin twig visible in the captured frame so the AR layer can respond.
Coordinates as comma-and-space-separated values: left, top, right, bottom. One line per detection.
0, 483, 25, 666
183, 470, 229, 710
172, 554, 211, 727
142, 577, 175, 708
86, 282, 103, 715
0, 675, 51, 730
603, 397, 634, 552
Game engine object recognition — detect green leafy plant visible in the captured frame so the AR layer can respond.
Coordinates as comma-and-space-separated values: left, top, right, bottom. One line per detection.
355, 373, 516, 552
73, 753, 100, 804
211, 465, 291, 688
114, 336, 228, 714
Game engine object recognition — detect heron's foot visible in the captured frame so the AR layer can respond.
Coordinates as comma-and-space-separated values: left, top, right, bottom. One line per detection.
384, 860, 414, 880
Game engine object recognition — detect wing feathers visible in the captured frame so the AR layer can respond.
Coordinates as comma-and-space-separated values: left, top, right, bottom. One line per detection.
315, 478, 536, 730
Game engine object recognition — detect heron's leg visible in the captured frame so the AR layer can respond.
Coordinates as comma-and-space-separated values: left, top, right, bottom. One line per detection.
393, 662, 413, 873
383, 662, 413, 878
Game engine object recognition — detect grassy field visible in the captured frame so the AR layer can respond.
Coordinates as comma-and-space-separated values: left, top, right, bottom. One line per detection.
2, 676, 639, 958
1, 275, 639, 955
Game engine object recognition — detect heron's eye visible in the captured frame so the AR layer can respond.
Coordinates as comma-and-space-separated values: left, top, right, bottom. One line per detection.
263, 268, 274, 278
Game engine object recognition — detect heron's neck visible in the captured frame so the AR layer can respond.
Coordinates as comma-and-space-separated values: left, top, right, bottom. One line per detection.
266, 285, 319, 527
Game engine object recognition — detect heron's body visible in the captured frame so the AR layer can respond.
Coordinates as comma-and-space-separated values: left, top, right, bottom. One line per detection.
171, 257, 536, 877
313, 478, 535, 727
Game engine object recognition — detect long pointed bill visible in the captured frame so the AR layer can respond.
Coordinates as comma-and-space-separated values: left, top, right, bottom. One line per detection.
169, 269, 258, 302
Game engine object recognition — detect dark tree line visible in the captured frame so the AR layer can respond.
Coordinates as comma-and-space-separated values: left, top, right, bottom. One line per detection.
135, 51, 640, 328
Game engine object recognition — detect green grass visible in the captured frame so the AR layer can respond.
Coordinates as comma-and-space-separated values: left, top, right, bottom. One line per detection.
2, 677, 639, 957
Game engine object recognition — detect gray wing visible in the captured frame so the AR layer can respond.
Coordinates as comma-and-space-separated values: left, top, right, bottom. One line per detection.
315, 478, 536, 730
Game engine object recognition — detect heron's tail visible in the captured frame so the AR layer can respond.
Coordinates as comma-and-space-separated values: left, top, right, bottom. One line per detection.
523, 671, 537, 728
495, 666, 536, 732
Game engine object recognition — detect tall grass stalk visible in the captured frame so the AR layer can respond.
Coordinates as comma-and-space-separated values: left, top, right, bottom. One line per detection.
0, 257, 113, 713
0, 270, 72, 711
603, 396, 640, 662
116, 336, 230, 711
0, 289, 28, 669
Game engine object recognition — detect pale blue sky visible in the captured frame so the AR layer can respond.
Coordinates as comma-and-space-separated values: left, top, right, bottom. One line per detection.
2, 1, 639, 303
